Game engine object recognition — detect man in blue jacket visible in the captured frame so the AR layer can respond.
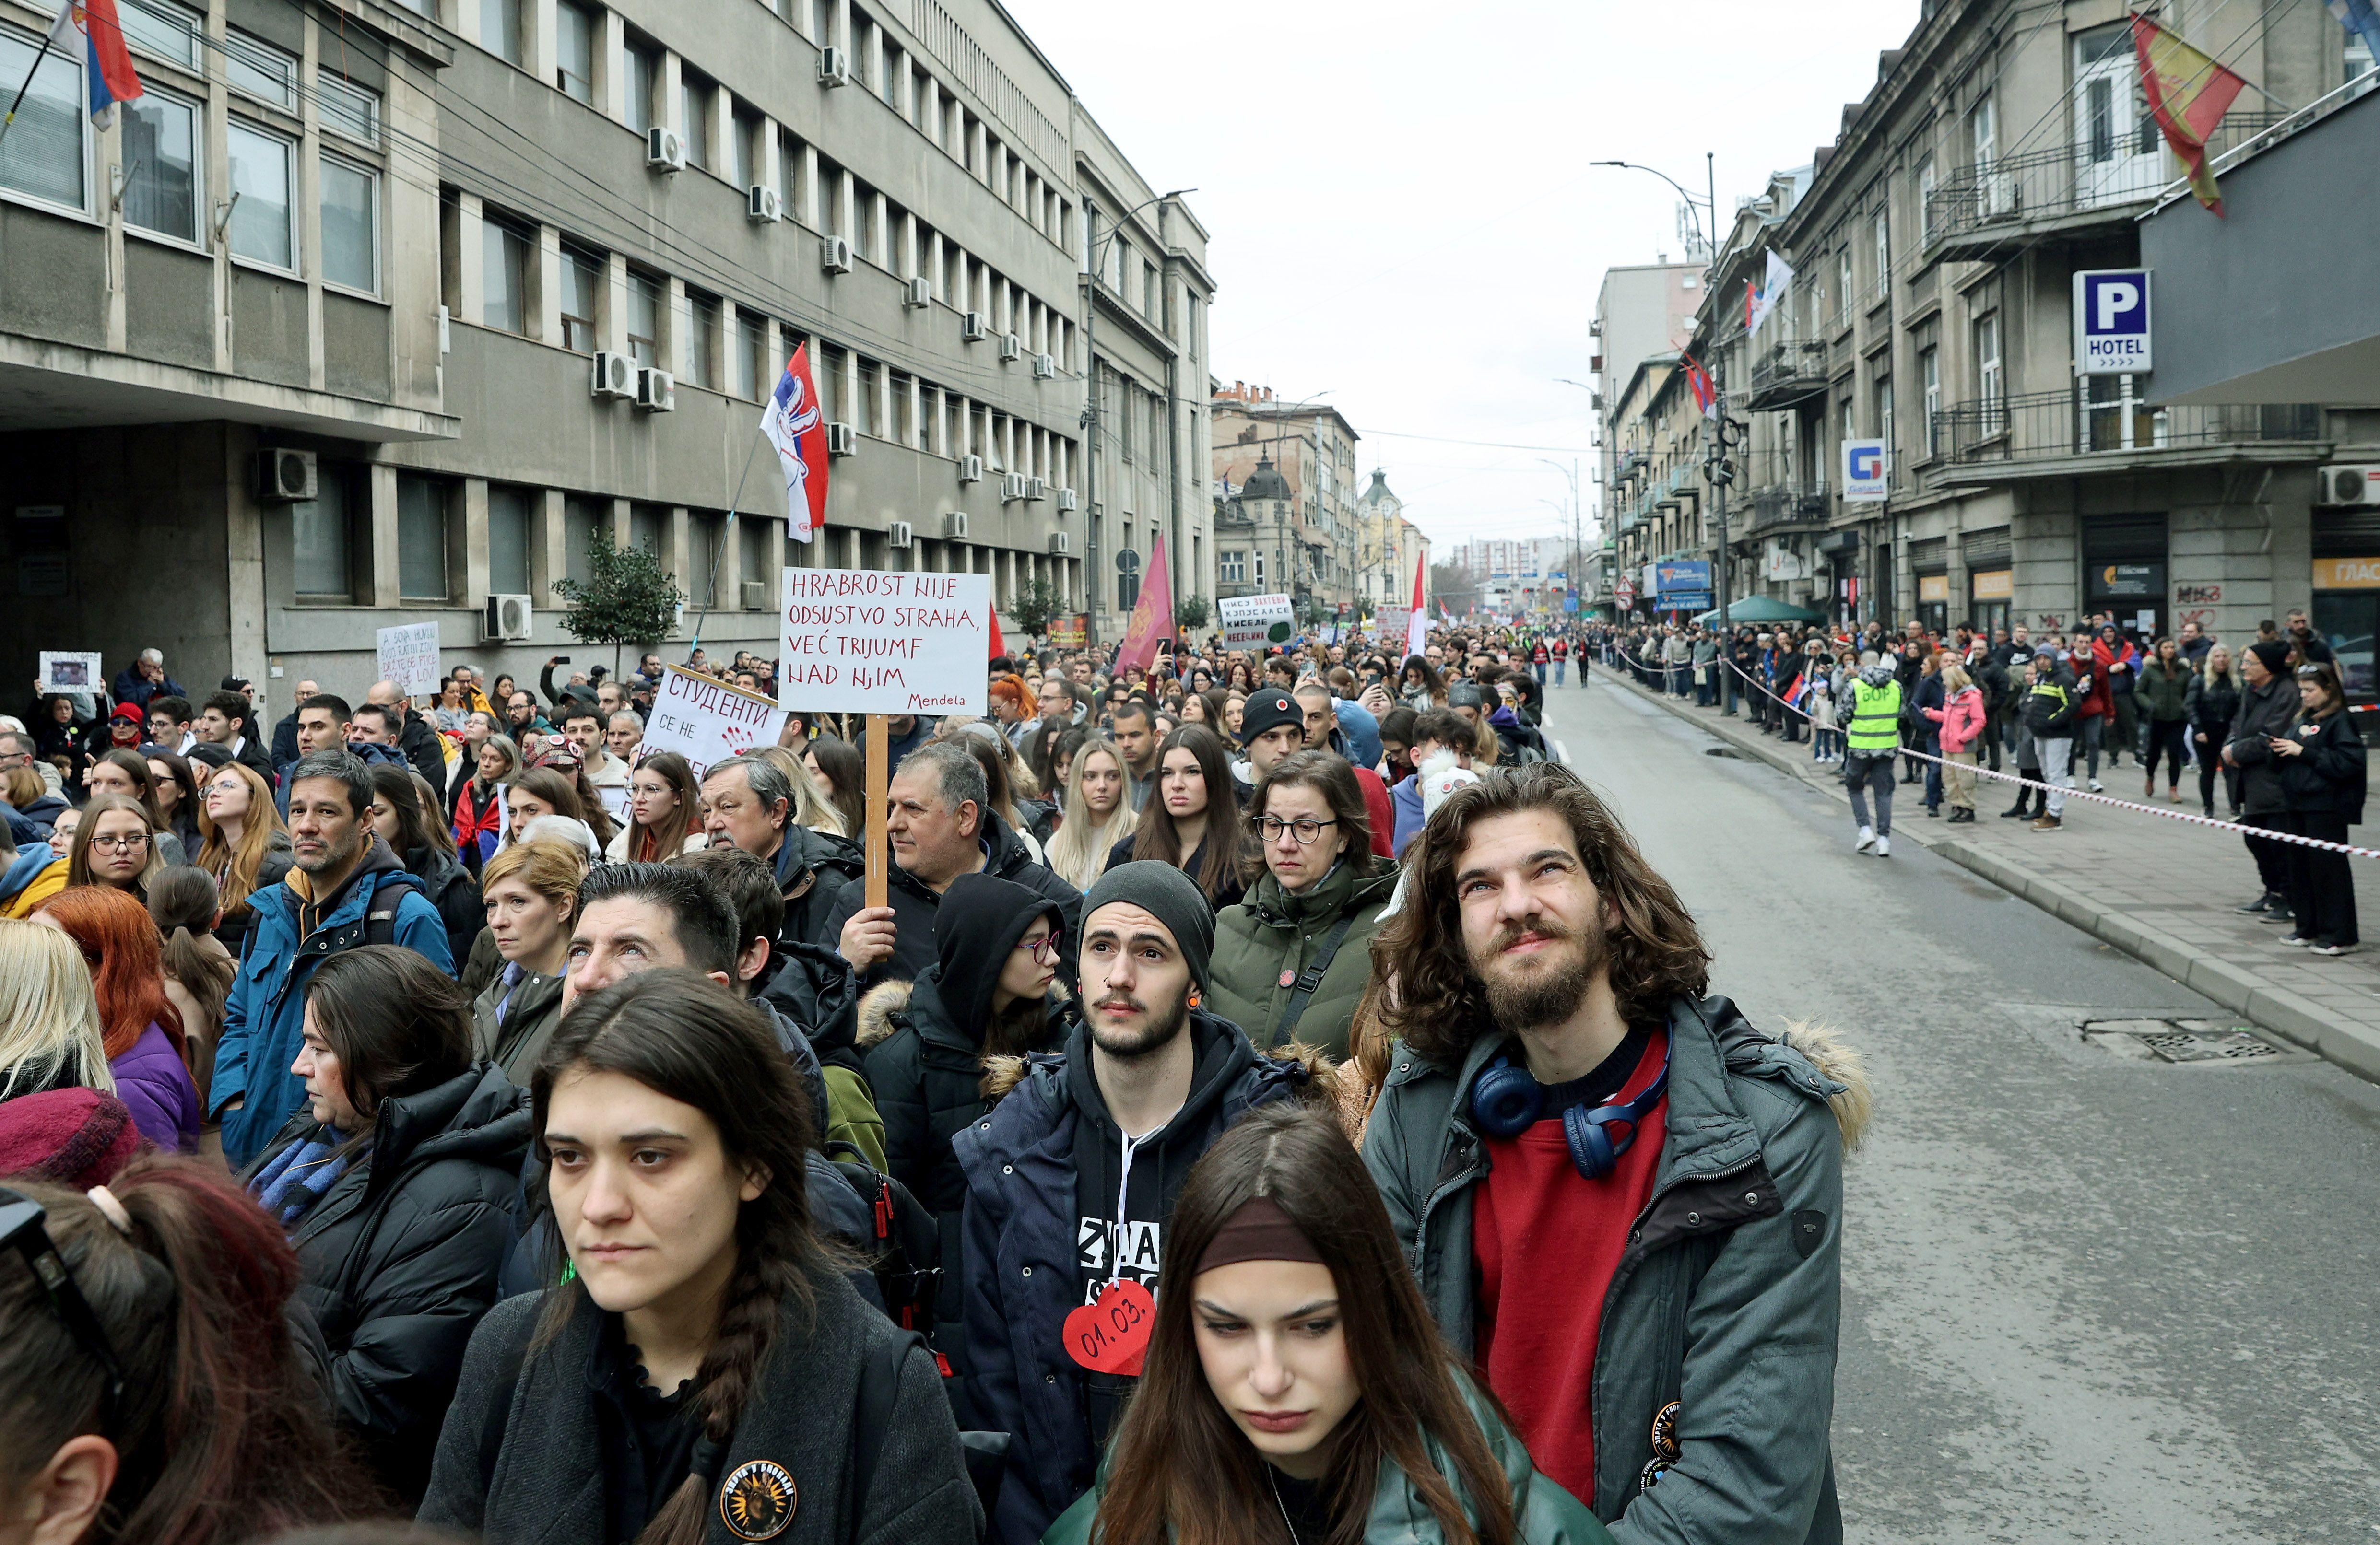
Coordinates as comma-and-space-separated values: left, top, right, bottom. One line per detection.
209, 748, 455, 1167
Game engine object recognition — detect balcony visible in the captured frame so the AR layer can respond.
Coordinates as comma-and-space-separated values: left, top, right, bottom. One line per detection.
1743, 339, 1831, 410
1744, 479, 1833, 535
1930, 388, 2323, 484
1922, 113, 2289, 263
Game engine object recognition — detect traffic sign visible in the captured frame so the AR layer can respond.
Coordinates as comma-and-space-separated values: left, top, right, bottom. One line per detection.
2074, 268, 2151, 375
1115, 548, 1140, 574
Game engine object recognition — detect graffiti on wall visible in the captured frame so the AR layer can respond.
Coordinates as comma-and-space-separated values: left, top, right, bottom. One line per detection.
2175, 584, 2223, 606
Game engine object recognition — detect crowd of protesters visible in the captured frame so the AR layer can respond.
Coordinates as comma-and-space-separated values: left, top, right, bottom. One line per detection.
0, 620, 1870, 1545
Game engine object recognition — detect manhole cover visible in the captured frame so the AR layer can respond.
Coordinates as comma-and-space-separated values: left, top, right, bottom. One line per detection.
1705, 747, 1742, 760
2081, 1018, 2291, 1065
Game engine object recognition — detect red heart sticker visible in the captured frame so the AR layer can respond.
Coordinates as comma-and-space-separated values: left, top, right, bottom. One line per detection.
1062, 1278, 1155, 1377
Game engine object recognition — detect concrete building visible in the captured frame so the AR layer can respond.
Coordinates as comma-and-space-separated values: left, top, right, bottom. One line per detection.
1608, 0, 2373, 655
0, 0, 1207, 705
1211, 380, 1361, 618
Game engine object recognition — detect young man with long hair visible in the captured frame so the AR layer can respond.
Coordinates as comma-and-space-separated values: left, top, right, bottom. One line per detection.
1363, 763, 1868, 1543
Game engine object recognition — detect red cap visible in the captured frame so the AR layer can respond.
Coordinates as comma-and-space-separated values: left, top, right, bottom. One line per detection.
110, 702, 145, 722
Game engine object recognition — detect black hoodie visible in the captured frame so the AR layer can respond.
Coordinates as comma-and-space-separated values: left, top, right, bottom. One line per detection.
813, 809, 1084, 993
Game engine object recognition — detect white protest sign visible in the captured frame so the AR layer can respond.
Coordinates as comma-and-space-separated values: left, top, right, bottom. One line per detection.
1218, 592, 1296, 650
375, 623, 441, 697
1375, 605, 1411, 646
641, 666, 779, 781
778, 569, 990, 715
37, 652, 101, 694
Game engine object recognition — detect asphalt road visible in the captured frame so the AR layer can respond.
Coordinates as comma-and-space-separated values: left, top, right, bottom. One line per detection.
1539, 672, 2380, 1543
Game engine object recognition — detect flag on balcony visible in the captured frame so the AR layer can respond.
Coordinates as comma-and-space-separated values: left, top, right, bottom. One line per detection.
43, 0, 142, 128
1681, 353, 1716, 418
1744, 250, 1794, 338
761, 344, 828, 542
2331, 1, 2380, 71
2131, 13, 2248, 215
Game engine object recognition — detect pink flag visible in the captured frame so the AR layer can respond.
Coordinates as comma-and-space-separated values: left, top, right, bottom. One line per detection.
1405, 553, 1428, 661
1115, 535, 1174, 675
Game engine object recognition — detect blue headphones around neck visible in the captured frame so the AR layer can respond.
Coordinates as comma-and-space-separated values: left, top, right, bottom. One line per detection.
1469, 1044, 1671, 1181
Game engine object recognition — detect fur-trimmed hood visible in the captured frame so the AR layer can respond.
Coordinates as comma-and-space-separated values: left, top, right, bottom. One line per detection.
1778, 1019, 1872, 1150
857, 978, 913, 1051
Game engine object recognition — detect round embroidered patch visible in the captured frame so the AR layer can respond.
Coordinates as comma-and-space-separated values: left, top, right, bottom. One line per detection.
719, 1458, 799, 1541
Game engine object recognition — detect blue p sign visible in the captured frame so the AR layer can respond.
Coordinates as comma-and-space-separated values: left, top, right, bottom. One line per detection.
2075, 269, 2151, 375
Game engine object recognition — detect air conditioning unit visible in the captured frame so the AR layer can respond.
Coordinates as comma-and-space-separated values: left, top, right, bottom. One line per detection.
1056, 487, 1079, 511
826, 421, 857, 456
886, 519, 913, 548
645, 126, 685, 172
943, 511, 970, 539
820, 236, 853, 274
635, 367, 676, 411
1032, 352, 1056, 379
590, 350, 636, 399
2317, 464, 2380, 506
1047, 530, 1072, 556
903, 276, 931, 308
999, 331, 1023, 362
747, 185, 783, 222
255, 447, 317, 502
483, 593, 533, 642
1025, 477, 1049, 502
817, 45, 850, 86
740, 579, 770, 609
1980, 170, 2017, 221
958, 454, 984, 483
960, 310, 988, 342
999, 472, 1028, 502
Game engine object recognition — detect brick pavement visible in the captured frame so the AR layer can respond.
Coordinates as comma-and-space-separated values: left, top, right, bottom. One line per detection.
1602, 667, 2380, 1083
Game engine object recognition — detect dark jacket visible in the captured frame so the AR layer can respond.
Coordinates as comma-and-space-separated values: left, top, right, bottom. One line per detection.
397, 709, 448, 793
2022, 663, 2082, 737
1362, 996, 1865, 1545
757, 940, 886, 1170
271, 709, 302, 771
403, 842, 483, 975
418, 1264, 981, 1545
2279, 709, 2367, 822
244, 1063, 531, 1502
2138, 660, 2192, 722
775, 823, 864, 953
471, 964, 565, 1085
813, 811, 1083, 995
2186, 669, 2241, 737
861, 714, 935, 775
1206, 858, 1398, 1062
953, 1012, 1312, 1545
110, 665, 186, 711
2225, 676, 2304, 817
1103, 831, 1245, 912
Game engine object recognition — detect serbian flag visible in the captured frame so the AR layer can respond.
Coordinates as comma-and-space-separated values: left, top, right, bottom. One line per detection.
2133, 14, 2248, 215
1681, 353, 1716, 418
47, 0, 142, 128
1405, 553, 1428, 661
762, 344, 828, 542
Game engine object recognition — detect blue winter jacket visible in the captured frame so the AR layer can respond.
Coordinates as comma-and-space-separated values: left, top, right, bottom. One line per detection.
210, 836, 457, 1167
1391, 773, 1426, 855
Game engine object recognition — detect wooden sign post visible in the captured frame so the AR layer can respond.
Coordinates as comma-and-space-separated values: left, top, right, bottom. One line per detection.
864, 717, 889, 909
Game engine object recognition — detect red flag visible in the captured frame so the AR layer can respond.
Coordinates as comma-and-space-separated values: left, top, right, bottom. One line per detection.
2133, 14, 2248, 215
761, 345, 830, 541
988, 608, 1006, 661
1681, 354, 1716, 418
1114, 536, 1174, 675
1406, 553, 1428, 661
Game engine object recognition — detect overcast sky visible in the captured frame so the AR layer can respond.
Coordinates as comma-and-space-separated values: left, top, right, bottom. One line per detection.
1001, 0, 1923, 552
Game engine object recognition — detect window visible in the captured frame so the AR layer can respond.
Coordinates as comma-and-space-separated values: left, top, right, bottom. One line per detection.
625, 43, 659, 135
0, 29, 85, 209
1916, 155, 1936, 241
555, 1, 595, 102
481, 0, 523, 66
1969, 94, 1996, 174
629, 502, 664, 555
2351, 27, 2376, 81
397, 476, 449, 600
857, 357, 880, 434
1220, 550, 1246, 584
739, 517, 769, 604
1874, 375, 1894, 463
809, 0, 830, 45
226, 122, 294, 269
564, 496, 603, 587
483, 217, 531, 333
732, 312, 766, 398
687, 513, 721, 607
560, 245, 601, 352
121, 90, 200, 242
1253, 552, 1267, 589
488, 485, 533, 596
626, 272, 661, 364
319, 75, 379, 145
225, 30, 296, 110
729, 111, 756, 189
120, 0, 199, 67
1872, 207, 1889, 287
680, 74, 710, 170
1143, 260, 1157, 318
1833, 247, 1851, 326
1973, 311, 2003, 434
1920, 346, 1941, 455
318, 154, 377, 292
681, 291, 718, 388
291, 466, 354, 598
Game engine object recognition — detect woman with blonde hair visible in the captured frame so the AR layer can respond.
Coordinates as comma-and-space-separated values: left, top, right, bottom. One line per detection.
754, 742, 848, 838
34, 885, 200, 1151
66, 791, 168, 901
194, 759, 292, 957
1041, 733, 1135, 891
471, 837, 589, 1081
450, 730, 522, 872
3, 762, 68, 841
0, 916, 110, 1107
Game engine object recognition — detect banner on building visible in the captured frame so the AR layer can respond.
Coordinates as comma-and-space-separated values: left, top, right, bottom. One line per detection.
642, 666, 779, 782
375, 623, 441, 698
36, 652, 100, 694
778, 568, 990, 714
1219, 593, 1296, 650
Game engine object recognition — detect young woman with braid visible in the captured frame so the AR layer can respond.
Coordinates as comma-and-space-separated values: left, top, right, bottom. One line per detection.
418, 969, 978, 1545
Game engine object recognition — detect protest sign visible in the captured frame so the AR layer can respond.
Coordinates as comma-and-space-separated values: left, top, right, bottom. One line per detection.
1375, 605, 1411, 647
1218, 593, 1296, 650
1048, 614, 1088, 649
778, 569, 991, 716
640, 667, 779, 781
375, 623, 441, 698
37, 652, 100, 694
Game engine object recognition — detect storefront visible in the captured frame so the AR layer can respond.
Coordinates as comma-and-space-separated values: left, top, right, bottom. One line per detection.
2310, 512, 2380, 699
1963, 527, 2012, 637
1910, 537, 1949, 637
2083, 515, 2168, 642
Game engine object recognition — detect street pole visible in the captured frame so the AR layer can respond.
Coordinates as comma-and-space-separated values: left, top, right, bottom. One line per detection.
1708, 150, 1732, 639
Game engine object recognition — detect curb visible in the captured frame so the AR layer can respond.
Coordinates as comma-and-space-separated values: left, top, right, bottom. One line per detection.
1601, 668, 2380, 1085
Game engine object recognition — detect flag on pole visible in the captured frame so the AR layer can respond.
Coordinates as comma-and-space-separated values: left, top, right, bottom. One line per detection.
46, 0, 141, 128
2330, 1, 2380, 72
1681, 353, 1716, 418
1405, 553, 1428, 661
2132, 14, 2249, 215
1114, 534, 1174, 675
1745, 249, 1794, 338
988, 608, 1006, 661
761, 345, 829, 542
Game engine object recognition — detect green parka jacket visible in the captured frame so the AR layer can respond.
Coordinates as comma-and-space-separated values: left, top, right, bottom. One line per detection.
1206, 857, 1398, 1062
1361, 995, 1870, 1545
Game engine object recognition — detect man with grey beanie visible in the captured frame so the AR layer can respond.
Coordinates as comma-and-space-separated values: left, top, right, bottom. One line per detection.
954, 859, 1312, 1545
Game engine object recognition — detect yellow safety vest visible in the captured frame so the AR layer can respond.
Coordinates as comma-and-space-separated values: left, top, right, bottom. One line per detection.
1846, 678, 1902, 752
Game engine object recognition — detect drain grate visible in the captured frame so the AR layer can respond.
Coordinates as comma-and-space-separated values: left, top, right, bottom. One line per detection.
2081, 1018, 2291, 1065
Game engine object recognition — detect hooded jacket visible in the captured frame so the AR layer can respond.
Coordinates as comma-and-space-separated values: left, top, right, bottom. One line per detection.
2225, 674, 2304, 816
0, 842, 68, 921
2022, 661, 2083, 738
209, 836, 456, 1167
954, 1012, 1313, 1545
402, 841, 483, 976
813, 810, 1084, 995
243, 1062, 531, 1503
1207, 857, 1400, 1062
1362, 996, 1868, 1545
773, 823, 864, 961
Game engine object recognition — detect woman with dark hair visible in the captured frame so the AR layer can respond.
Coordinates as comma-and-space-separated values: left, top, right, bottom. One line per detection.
1025, 716, 1072, 804
149, 865, 236, 1112
0, 1156, 376, 1545
368, 764, 483, 971
241, 945, 530, 1503
1208, 750, 1397, 1061
81, 749, 186, 864
504, 767, 601, 859
34, 885, 200, 1152
1106, 724, 1247, 911
418, 970, 979, 1545
802, 736, 868, 842
32, 691, 90, 783
1400, 654, 1448, 710
1046, 1103, 1609, 1545
141, 746, 204, 856
2274, 660, 2365, 954
608, 750, 707, 862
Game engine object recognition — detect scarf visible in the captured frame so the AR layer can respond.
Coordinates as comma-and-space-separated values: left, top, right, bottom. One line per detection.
249, 1125, 351, 1228
455, 779, 504, 864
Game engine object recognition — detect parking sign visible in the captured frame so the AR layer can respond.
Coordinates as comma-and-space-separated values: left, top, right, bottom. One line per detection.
2074, 268, 2151, 375
1841, 438, 1888, 503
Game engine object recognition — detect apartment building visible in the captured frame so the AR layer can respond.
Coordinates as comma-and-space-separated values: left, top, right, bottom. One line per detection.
1608, 0, 2376, 653
1211, 380, 1361, 617
0, 0, 1208, 699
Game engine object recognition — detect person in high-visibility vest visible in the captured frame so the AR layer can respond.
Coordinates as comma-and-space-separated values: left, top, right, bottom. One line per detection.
1843, 652, 1904, 857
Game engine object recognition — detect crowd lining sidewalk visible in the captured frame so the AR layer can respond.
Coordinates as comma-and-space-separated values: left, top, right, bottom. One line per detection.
1599, 667, 2380, 1084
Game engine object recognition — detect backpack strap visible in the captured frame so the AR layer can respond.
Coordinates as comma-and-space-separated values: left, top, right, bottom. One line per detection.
850, 1328, 924, 1514
1272, 912, 1358, 1042
362, 872, 425, 948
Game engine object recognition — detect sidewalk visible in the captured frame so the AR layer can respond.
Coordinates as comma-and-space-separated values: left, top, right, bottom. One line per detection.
1603, 668, 2380, 1084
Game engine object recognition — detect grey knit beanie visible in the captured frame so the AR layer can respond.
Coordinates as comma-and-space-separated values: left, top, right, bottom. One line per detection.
1082, 861, 1215, 990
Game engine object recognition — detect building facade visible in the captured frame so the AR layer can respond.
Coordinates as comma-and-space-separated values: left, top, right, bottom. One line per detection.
1210, 381, 1361, 619
0, 0, 1206, 702
1353, 469, 1426, 617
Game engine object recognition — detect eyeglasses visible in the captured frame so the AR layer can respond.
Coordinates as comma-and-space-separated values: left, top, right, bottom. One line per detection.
0, 1189, 125, 1432
1015, 930, 1063, 964
92, 833, 150, 852
1251, 815, 1339, 845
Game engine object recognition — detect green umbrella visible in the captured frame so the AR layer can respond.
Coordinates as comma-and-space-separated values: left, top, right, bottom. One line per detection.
1693, 595, 1827, 627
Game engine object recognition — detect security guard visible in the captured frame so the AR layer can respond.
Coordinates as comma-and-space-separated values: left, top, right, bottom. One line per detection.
1844, 651, 1904, 856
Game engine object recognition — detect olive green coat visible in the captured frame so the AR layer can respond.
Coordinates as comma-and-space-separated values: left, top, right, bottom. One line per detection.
1205, 859, 1398, 1062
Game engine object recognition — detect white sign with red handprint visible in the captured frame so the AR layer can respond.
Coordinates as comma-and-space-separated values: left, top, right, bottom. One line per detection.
643, 667, 780, 781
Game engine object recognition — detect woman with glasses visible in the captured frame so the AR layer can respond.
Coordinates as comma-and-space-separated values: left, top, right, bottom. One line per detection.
860, 873, 1067, 1397
1106, 724, 1248, 912
192, 761, 292, 959
79, 750, 185, 866
141, 747, 203, 858
606, 750, 707, 863
32, 886, 200, 1154
1208, 751, 1396, 1062
65, 793, 167, 905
